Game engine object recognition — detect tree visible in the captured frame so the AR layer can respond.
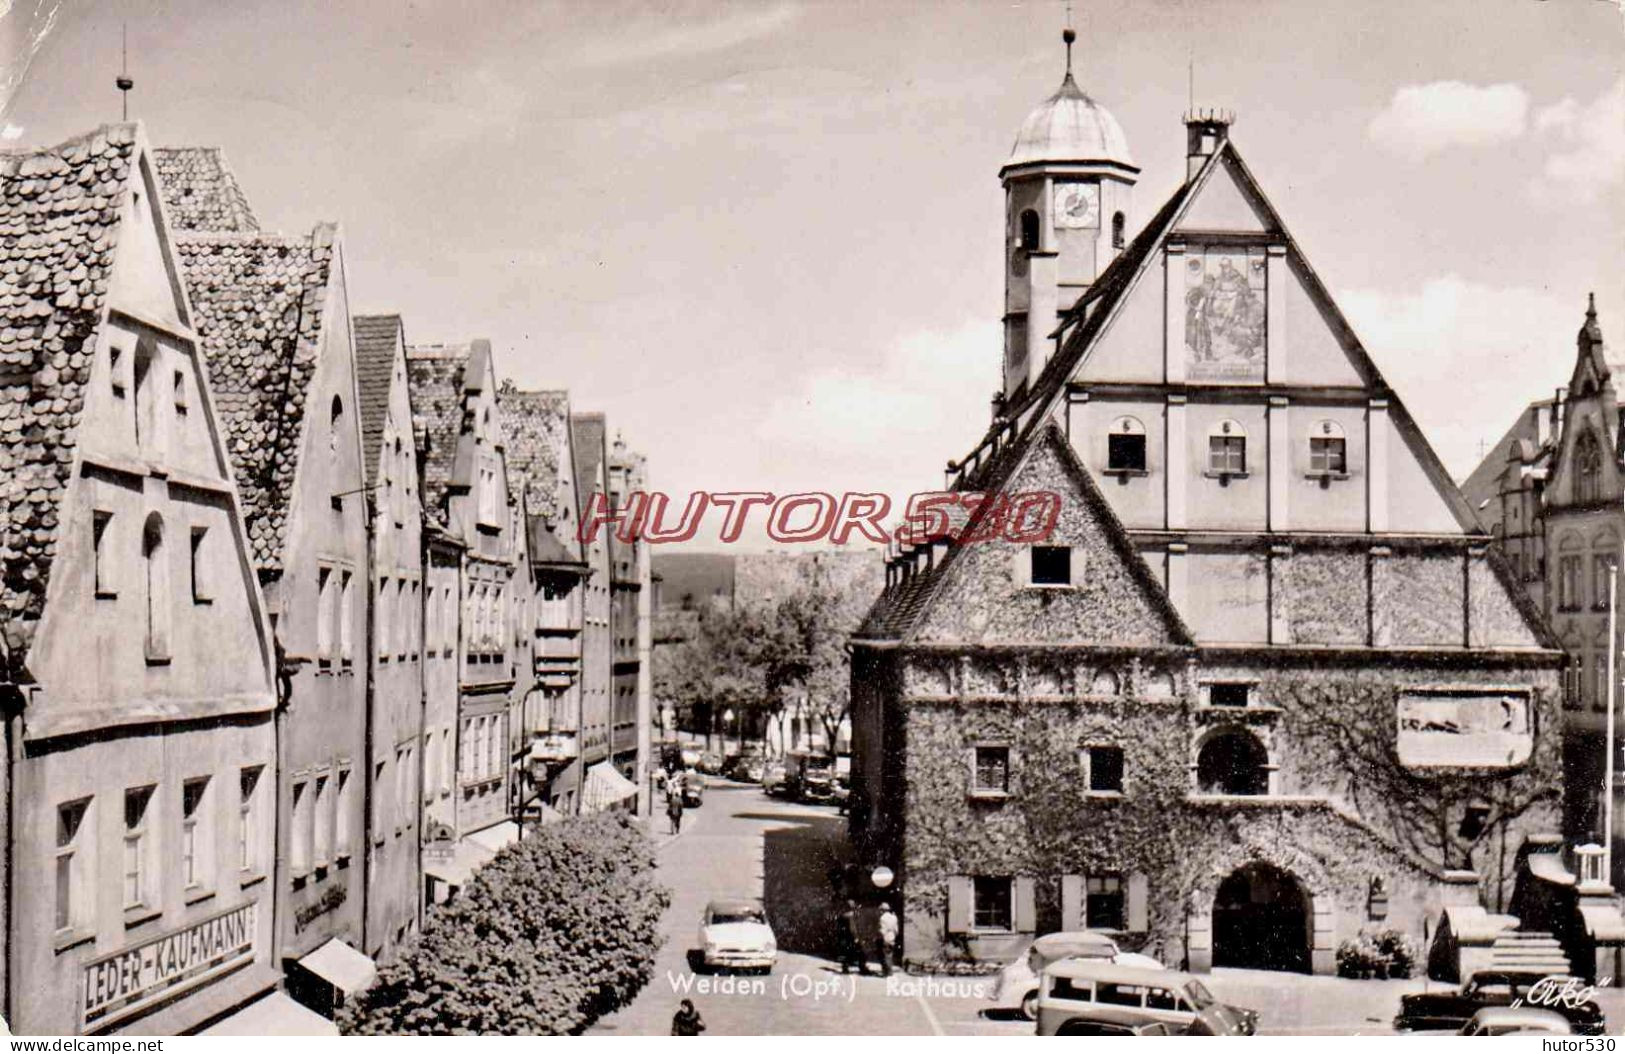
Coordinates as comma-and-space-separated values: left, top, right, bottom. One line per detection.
339, 813, 669, 1035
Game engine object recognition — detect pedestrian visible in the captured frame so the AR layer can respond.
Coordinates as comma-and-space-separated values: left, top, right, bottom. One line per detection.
877, 902, 900, 977
667, 786, 684, 835
837, 898, 871, 976
671, 998, 705, 1036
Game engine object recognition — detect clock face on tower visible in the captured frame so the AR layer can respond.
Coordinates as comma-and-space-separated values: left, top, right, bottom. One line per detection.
1054, 182, 1100, 229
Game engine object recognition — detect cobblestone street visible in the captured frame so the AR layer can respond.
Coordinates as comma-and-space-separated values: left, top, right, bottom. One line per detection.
589, 781, 1625, 1036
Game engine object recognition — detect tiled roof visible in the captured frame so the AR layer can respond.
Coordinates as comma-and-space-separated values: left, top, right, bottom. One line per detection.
353, 313, 403, 489
502, 385, 576, 538
571, 412, 605, 502
151, 147, 259, 232
174, 225, 335, 570
404, 343, 471, 516
0, 123, 138, 657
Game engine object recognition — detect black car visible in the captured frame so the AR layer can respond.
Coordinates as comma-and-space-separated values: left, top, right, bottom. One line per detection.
1394, 972, 1606, 1035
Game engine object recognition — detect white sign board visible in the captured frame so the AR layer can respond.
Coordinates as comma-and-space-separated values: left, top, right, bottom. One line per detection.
82, 901, 257, 1031
1396, 690, 1532, 768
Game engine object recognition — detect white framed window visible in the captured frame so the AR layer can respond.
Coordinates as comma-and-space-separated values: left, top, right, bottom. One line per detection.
313, 773, 332, 868
238, 766, 263, 874
335, 766, 352, 860
291, 778, 312, 877
142, 513, 170, 664
1308, 420, 1347, 476
56, 797, 91, 933
123, 785, 155, 910
970, 743, 1011, 795
1080, 744, 1125, 793
93, 510, 115, 598
972, 876, 1013, 931
1086, 874, 1126, 929
1207, 420, 1247, 476
372, 760, 387, 847
189, 526, 212, 604
340, 570, 355, 667
182, 777, 211, 891
317, 566, 334, 667
1106, 416, 1147, 473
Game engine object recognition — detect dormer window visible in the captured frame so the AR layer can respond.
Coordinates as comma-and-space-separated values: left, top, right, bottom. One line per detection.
1206, 420, 1247, 478
1105, 416, 1147, 474
1019, 209, 1041, 252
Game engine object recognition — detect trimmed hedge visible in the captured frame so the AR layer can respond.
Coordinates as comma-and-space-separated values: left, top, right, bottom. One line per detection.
339, 812, 670, 1035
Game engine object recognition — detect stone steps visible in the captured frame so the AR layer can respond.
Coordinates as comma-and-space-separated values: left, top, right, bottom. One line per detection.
1488, 930, 1573, 975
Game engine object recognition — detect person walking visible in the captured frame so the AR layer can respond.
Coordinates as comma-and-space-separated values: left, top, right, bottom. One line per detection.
671, 999, 705, 1036
877, 902, 900, 977
666, 785, 684, 836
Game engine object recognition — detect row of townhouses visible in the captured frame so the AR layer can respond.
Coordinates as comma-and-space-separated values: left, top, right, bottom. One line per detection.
851, 45, 1625, 982
0, 122, 652, 1035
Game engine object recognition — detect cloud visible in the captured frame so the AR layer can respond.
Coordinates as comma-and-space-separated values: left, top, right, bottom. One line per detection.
565, 4, 801, 69
1367, 81, 1530, 158
1530, 75, 1625, 203
1338, 276, 1581, 479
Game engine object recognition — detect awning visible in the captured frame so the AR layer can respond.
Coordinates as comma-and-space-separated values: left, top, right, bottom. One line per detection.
423, 839, 496, 888
582, 761, 639, 812
299, 938, 378, 996
202, 992, 338, 1036
465, 820, 520, 855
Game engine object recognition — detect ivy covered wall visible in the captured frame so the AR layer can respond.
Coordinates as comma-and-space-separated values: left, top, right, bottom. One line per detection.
890, 653, 1562, 970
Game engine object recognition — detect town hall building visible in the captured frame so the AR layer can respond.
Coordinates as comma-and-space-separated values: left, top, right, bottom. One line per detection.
851, 40, 1569, 976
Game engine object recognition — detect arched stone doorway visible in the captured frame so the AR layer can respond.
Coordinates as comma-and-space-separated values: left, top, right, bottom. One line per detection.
1212, 863, 1312, 973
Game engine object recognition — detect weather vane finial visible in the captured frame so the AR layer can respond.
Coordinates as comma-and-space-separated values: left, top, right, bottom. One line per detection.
1063, 2, 1076, 78
116, 22, 133, 122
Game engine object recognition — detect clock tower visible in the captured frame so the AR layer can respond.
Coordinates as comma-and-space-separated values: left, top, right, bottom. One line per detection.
1001, 29, 1138, 400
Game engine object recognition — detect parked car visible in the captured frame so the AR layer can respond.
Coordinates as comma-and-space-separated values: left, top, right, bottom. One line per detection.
697, 751, 723, 775
680, 770, 706, 807
1395, 972, 1605, 1035
785, 750, 835, 802
762, 761, 790, 796
1035, 960, 1257, 1037
697, 897, 777, 974
1051, 1018, 1173, 1036
1460, 1007, 1573, 1036
991, 931, 1166, 1020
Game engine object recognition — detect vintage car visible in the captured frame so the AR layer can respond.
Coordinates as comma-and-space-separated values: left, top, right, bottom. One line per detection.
991, 931, 1166, 1020
761, 761, 790, 797
680, 769, 706, 807
1036, 960, 1257, 1037
1459, 1007, 1573, 1035
697, 897, 777, 973
1394, 972, 1605, 1035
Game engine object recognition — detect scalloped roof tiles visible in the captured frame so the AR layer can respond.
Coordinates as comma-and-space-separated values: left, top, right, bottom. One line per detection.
354, 313, 403, 489
173, 226, 334, 570
0, 122, 137, 654
151, 147, 259, 233
404, 343, 470, 517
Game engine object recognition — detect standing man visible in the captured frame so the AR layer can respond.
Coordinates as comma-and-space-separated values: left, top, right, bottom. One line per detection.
667, 782, 684, 835
837, 899, 871, 976
877, 902, 900, 977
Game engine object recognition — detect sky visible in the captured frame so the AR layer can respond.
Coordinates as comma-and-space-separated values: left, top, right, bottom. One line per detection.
3, 0, 1622, 551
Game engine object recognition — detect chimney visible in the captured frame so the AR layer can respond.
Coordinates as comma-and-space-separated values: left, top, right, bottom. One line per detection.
1184, 109, 1235, 181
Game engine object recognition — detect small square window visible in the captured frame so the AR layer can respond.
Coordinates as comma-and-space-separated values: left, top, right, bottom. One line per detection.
972, 876, 1013, 931
1208, 435, 1246, 475
972, 745, 1010, 794
1310, 436, 1345, 475
1107, 433, 1146, 472
1084, 745, 1124, 793
1208, 683, 1250, 708
1030, 546, 1072, 586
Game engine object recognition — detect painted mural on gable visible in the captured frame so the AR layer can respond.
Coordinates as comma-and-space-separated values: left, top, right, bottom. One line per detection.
1185, 247, 1266, 381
